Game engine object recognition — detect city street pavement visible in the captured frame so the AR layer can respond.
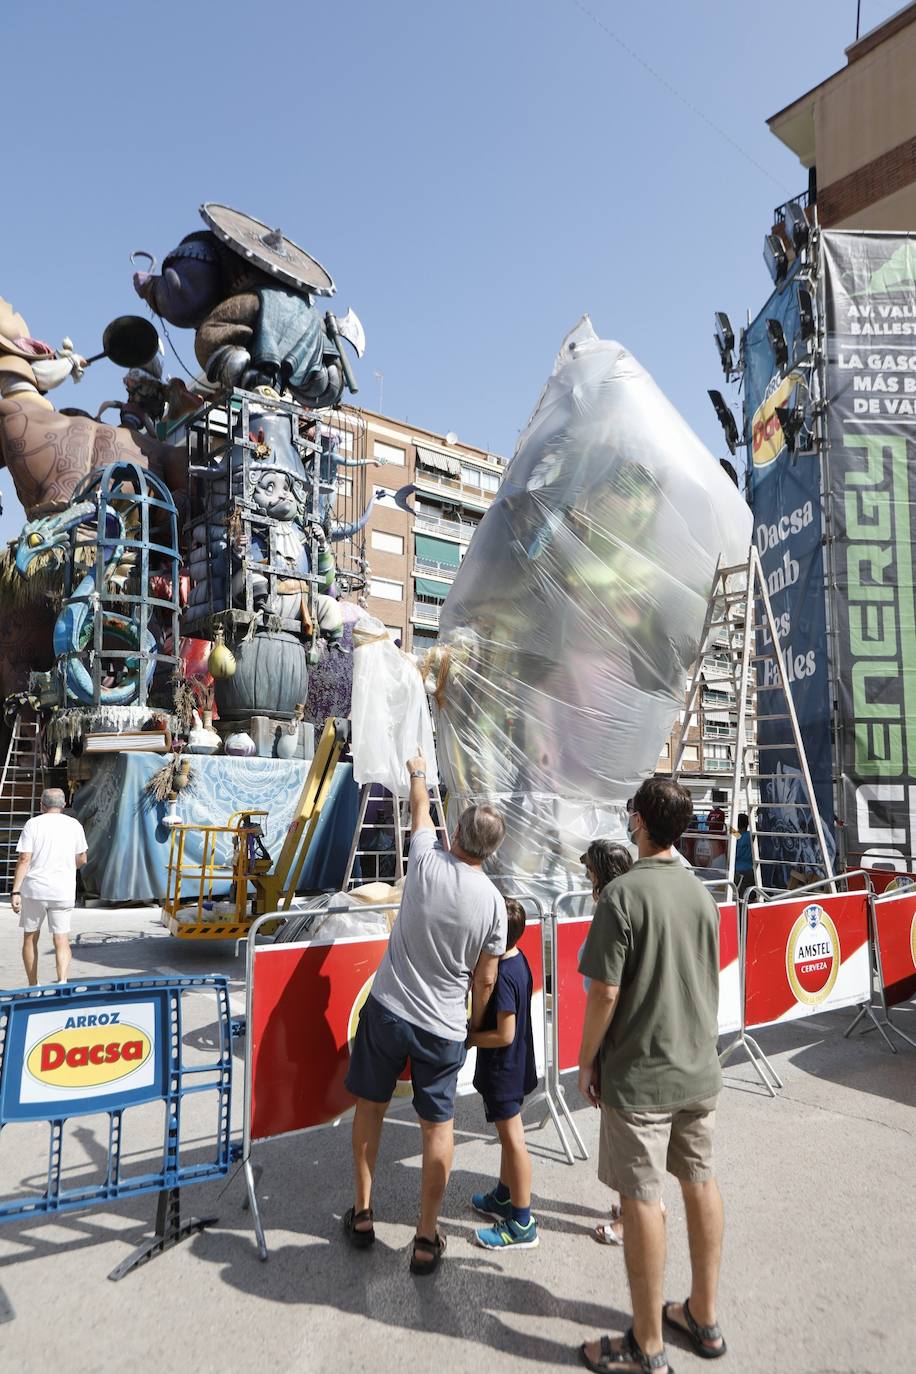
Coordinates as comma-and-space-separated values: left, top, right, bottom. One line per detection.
0, 902, 913, 1374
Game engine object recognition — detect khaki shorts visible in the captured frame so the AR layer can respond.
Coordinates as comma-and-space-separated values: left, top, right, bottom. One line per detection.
19, 898, 72, 935
598, 1096, 718, 1201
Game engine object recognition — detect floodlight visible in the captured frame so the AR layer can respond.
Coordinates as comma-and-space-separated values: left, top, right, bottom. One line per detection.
766, 318, 789, 370
797, 285, 815, 341
708, 389, 739, 455
775, 402, 806, 454
764, 233, 788, 285
714, 312, 735, 376
719, 458, 739, 487
784, 200, 809, 254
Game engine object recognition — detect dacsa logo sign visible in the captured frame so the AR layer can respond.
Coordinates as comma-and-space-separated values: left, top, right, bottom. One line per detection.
26, 1018, 152, 1090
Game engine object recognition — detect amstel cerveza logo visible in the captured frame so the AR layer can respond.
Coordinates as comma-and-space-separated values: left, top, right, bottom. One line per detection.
751, 371, 806, 469
785, 903, 840, 1006
26, 1022, 152, 1091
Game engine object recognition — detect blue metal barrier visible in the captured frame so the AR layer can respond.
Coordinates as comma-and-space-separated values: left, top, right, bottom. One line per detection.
0, 974, 232, 1292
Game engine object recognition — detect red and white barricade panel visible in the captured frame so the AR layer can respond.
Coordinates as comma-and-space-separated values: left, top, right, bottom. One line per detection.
717, 903, 741, 1036
744, 891, 871, 1031
249, 920, 546, 1143
555, 903, 741, 1073
872, 885, 916, 1009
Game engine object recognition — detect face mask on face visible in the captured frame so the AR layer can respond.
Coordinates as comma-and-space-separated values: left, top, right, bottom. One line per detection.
626, 813, 638, 842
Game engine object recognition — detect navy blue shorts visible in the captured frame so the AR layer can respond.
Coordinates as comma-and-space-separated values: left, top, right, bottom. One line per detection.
345, 995, 467, 1124
483, 1097, 524, 1124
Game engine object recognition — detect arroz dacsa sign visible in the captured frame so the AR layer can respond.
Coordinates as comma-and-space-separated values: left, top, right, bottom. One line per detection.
2, 994, 167, 1122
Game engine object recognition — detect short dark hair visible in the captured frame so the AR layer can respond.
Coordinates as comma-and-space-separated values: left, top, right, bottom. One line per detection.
505, 899, 526, 949
737, 813, 749, 830
579, 839, 633, 893
457, 805, 506, 860
632, 777, 693, 849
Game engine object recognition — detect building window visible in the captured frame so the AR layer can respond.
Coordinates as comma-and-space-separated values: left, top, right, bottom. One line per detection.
460, 464, 481, 489
336, 475, 353, 496
325, 428, 353, 455
480, 471, 500, 494
372, 486, 404, 510
374, 440, 406, 466
384, 624, 403, 642
369, 577, 403, 602
682, 745, 699, 762
371, 530, 405, 556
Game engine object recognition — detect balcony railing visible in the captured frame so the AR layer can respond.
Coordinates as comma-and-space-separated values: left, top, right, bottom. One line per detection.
414, 558, 457, 579
414, 469, 494, 504
411, 601, 442, 626
704, 758, 734, 772
414, 513, 479, 542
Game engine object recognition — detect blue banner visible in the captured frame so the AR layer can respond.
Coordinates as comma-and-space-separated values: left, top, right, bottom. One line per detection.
745, 272, 836, 880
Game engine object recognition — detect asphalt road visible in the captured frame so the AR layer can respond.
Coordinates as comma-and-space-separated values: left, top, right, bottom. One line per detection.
0, 904, 913, 1374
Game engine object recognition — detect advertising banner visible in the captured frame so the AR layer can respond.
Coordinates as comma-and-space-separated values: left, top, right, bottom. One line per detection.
1, 989, 168, 1123
745, 272, 836, 881
744, 891, 870, 1029
872, 888, 916, 1007
821, 232, 916, 873
249, 923, 545, 1142
555, 903, 742, 1073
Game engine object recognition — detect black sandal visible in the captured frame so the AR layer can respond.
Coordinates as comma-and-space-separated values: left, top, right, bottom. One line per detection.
409, 1230, 446, 1276
343, 1205, 375, 1249
579, 1328, 673, 1373
662, 1299, 726, 1359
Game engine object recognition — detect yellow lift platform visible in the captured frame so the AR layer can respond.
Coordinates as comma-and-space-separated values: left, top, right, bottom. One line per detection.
162, 717, 350, 939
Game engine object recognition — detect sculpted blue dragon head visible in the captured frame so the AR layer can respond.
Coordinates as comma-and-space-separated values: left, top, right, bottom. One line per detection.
15, 501, 97, 578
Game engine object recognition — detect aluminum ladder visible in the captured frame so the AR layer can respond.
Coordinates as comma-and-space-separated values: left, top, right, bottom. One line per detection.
671, 545, 833, 891
0, 714, 44, 894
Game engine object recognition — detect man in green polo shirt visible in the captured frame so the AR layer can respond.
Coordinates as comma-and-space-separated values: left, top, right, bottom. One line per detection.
577, 777, 727, 1374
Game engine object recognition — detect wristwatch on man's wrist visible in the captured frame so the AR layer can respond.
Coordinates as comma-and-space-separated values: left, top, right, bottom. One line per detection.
410, 770, 426, 780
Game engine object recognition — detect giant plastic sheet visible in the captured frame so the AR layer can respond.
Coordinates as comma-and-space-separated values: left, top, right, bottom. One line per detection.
433, 318, 752, 894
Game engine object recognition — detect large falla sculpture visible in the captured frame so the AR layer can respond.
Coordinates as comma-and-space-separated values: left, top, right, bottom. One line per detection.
0, 204, 369, 733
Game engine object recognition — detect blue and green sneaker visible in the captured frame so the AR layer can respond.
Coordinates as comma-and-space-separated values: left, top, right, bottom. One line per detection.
471, 1189, 512, 1220
474, 1217, 539, 1250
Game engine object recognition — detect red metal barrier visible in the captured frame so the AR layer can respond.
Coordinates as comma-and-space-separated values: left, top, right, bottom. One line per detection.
249, 919, 547, 1143
744, 891, 871, 1031
873, 889, 916, 1008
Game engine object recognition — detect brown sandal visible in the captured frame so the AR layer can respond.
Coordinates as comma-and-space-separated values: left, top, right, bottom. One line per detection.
343, 1205, 375, 1249
410, 1230, 446, 1275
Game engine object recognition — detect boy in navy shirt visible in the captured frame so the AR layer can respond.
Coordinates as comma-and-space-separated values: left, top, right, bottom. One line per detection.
468, 899, 539, 1249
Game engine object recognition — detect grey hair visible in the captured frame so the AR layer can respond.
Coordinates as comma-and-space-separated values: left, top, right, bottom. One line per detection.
41, 788, 66, 810
456, 805, 506, 861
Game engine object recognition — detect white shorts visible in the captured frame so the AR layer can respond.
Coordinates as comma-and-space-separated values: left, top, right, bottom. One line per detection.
19, 898, 72, 935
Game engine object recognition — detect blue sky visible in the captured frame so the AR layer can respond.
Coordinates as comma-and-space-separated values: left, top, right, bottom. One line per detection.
1, 0, 900, 542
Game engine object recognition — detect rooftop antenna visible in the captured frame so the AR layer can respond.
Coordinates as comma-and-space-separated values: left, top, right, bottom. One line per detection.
856, 0, 861, 40
373, 371, 384, 413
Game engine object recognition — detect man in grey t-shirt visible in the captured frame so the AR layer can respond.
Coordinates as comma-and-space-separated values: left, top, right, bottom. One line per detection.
344, 751, 507, 1277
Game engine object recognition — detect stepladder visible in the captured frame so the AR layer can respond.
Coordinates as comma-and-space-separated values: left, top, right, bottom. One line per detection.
671, 545, 834, 894
340, 779, 450, 890
0, 712, 46, 894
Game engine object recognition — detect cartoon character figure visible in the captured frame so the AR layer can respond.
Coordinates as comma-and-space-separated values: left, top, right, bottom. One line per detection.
232, 464, 344, 653
133, 204, 364, 408
0, 296, 86, 411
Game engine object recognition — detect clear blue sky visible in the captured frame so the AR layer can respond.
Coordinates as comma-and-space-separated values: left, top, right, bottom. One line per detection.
1, 0, 900, 542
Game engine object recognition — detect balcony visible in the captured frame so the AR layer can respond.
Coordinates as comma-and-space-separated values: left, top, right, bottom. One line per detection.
411, 601, 442, 627
704, 758, 734, 772
414, 512, 479, 542
414, 557, 457, 580
414, 469, 492, 511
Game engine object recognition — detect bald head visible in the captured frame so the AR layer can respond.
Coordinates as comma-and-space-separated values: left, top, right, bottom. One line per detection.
41, 788, 66, 812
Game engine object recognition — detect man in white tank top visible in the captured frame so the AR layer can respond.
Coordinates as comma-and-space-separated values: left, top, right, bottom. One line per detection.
11, 788, 88, 985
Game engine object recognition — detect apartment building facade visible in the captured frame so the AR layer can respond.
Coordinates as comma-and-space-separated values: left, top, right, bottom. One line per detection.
328, 407, 506, 654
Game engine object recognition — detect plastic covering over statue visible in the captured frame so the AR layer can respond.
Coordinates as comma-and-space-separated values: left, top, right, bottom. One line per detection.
429, 316, 753, 897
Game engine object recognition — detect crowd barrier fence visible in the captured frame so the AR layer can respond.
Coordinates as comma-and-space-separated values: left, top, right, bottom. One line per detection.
0, 974, 233, 1316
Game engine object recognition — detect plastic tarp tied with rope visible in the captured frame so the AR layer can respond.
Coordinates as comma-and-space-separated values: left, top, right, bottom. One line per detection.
428, 317, 753, 894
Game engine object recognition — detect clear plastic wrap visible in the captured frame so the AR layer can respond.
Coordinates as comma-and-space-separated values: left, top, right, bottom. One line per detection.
350, 614, 439, 796
432, 317, 752, 895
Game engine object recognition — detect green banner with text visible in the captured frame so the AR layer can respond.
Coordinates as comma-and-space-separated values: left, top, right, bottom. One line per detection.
822, 232, 916, 869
